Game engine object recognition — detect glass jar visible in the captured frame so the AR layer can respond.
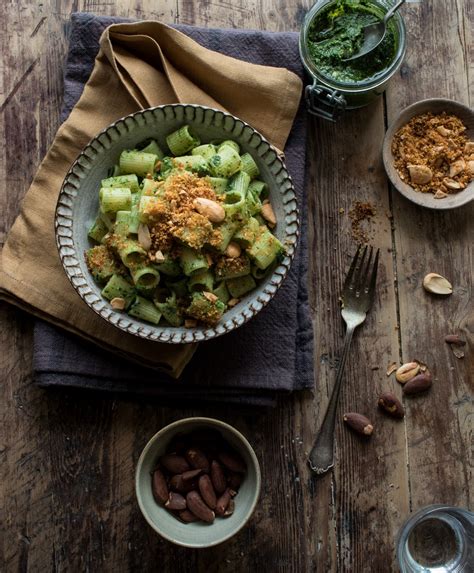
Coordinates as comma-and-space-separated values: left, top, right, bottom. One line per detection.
396, 505, 474, 573
299, 0, 407, 121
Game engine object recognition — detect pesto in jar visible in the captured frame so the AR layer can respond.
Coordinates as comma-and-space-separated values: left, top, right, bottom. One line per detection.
307, 0, 396, 83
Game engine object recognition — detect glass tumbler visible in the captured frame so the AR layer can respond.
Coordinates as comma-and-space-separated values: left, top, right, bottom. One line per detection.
396, 505, 474, 573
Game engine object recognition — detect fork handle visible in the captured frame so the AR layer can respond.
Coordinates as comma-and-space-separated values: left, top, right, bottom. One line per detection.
308, 326, 355, 475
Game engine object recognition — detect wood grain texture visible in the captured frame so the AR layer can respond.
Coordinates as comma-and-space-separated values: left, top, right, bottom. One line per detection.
0, 1, 472, 572
303, 102, 409, 572
386, 0, 474, 513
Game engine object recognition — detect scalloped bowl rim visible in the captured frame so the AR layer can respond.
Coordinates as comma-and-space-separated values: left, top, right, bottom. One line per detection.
55, 104, 300, 344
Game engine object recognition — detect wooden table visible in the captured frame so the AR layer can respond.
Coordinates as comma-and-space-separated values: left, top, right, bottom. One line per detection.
1, 1, 472, 571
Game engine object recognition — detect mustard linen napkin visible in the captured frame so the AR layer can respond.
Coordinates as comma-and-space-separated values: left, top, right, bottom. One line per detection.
0, 20, 302, 376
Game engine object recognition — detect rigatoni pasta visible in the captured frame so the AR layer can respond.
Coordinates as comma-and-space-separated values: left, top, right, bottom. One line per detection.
85, 127, 285, 327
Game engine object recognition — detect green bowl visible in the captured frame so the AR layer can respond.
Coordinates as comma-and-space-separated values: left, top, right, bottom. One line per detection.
56, 104, 299, 344
135, 417, 261, 548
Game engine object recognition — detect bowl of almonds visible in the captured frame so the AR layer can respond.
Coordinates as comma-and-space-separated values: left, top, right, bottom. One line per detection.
383, 98, 474, 209
135, 417, 261, 548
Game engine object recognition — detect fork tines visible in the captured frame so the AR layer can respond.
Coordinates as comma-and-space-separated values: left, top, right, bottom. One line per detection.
345, 245, 380, 297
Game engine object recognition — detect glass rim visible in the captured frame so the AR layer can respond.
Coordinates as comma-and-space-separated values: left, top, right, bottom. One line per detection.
299, 0, 407, 92
395, 505, 472, 572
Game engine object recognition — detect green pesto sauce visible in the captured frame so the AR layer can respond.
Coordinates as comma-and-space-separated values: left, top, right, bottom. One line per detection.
307, 0, 396, 83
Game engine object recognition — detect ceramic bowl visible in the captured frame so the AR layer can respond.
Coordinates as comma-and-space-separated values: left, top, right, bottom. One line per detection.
55, 104, 299, 343
383, 98, 474, 209
135, 417, 261, 548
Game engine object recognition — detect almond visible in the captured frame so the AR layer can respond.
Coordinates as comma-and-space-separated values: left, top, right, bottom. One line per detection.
155, 250, 165, 263
160, 454, 190, 474
110, 297, 126, 310
403, 372, 432, 395
225, 241, 242, 258
449, 159, 466, 177
464, 141, 474, 154
186, 491, 215, 523
223, 499, 235, 517
186, 448, 210, 472
422, 273, 453, 295
395, 362, 420, 384
203, 291, 218, 303
184, 319, 197, 328
343, 413, 374, 436
228, 298, 240, 308
181, 468, 203, 482
193, 197, 225, 223
215, 489, 232, 517
179, 509, 200, 523
408, 164, 432, 184
210, 460, 227, 494
443, 177, 464, 190
165, 492, 187, 511
138, 222, 152, 250
434, 190, 448, 199
386, 362, 398, 376
444, 334, 466, 346
436, 126, 451, 137
169, 474, 196, 494
378, 392, 405, 419
198, 474, 217, 510
152, 469, 169, 505
261, 202, 277, 226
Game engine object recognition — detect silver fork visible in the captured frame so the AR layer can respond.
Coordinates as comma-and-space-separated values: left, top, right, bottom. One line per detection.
308, 245, 380, 475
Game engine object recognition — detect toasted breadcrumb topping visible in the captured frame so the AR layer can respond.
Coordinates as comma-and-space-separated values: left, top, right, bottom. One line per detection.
392, 112, 473, 197
144, 172, 222, 251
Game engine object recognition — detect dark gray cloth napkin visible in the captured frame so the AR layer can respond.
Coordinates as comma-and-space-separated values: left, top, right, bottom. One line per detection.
33, 13, 313, 407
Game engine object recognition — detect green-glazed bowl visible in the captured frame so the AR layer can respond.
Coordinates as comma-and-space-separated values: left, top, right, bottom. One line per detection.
135, 417, 261, 548
55, 104, 299, 344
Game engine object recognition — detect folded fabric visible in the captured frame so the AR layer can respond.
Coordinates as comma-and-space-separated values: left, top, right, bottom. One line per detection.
32, 14, 314, 406
0, 14, 302, 378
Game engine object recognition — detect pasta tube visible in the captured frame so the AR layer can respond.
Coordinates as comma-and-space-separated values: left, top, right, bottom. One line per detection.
99, 187, 132, 213
101, 174, 140, 193
119, 150, 159, 177
226, 274, 256, 298
209, 145, 242, 177
166, 125, 200, 155
240, 152, 260, 179
128, 296, 162, 324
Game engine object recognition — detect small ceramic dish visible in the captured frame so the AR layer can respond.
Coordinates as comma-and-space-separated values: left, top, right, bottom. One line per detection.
382, 98, 474, 209
135, 417, 261, 548
55, 104, 299, 344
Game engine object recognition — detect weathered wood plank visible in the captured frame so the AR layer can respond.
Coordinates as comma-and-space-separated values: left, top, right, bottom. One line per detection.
1, 3, 76, 571
178, 0, 306, 32
386, 0, 474, 513
300, 103, 409, 572
0, 307, 56, 572
0, 2, 176, 572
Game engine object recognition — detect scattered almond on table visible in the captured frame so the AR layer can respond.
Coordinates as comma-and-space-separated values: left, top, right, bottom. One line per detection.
445, 334, 466, 359
343, 413, 374, 437
422, 273, 453, 295
378, 392, 405, 419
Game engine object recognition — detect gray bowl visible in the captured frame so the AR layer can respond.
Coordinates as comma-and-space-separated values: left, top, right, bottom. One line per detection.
55, 104, 299, 343
383, 98, 474, 210
135, 417, 261, 548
